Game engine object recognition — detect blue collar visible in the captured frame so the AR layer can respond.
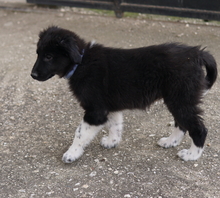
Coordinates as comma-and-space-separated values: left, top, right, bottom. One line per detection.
64, 49, 84, 79
64, 63, 79, 79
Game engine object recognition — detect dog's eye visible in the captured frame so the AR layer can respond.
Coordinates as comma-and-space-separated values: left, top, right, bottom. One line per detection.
44, 54, 53, 61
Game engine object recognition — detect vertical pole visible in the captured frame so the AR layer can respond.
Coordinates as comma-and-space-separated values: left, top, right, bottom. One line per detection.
113, 0, 124, 18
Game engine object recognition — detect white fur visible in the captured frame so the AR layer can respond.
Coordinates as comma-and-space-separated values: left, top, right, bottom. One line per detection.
177, 141, 204, 161
101, 112, 123, 149
62, 112, 123, 163
202, 89, 209, 96
90, 40, 96, 48
157, 127, 185, 148
62, 120, 104, 163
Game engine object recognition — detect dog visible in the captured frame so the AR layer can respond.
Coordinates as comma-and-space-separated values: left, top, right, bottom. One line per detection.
31, 26, 217, 163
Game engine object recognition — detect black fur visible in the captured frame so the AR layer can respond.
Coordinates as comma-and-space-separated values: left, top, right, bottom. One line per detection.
31, 26, 217, 150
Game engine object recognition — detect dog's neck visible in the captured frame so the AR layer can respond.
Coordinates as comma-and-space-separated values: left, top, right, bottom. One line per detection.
64, 63, 79, 79
64, 49, 84, 79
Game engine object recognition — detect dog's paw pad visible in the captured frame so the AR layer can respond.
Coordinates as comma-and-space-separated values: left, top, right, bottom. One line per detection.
177, 148, 202, 161
62, 148, 84, 163
157, 137, 178, 148
101, 136, 119, 149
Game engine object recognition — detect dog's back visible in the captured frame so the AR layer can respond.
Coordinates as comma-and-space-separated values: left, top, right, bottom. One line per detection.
88, 43, 217, 111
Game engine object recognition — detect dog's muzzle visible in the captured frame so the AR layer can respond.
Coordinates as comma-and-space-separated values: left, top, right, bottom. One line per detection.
31, 71, 55, 81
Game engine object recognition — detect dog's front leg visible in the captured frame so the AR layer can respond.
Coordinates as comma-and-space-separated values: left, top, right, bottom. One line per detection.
101, 112, 123, 148
62, 120, 104, 163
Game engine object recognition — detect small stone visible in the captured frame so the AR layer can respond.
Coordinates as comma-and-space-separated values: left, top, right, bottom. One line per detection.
18, 189, 26, 193
124, 194, 131, 198
100, 158, 107, 162
114, 170, 119, 174
89, 171, 97, 177
194, 164, 198, 167
82, 184, 89, 189
167, 121, 174, 126
46, 191, 53, 195
94, 159, 99, 163
177, 33, 184, 37
10, 116, 15, 120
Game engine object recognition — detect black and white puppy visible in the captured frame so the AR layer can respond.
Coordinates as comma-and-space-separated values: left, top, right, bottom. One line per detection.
31, 26, 218, 163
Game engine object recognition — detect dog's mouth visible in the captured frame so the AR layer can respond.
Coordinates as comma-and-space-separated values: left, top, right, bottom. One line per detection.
31, 72, 55, 81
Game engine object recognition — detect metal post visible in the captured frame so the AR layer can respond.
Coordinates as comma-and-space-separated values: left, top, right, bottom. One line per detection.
113, 0, 123, 18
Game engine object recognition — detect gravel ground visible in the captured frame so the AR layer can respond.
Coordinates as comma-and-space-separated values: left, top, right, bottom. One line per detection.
0, 2, 220, 198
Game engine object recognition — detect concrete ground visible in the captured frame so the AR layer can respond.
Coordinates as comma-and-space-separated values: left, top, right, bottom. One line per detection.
0, 1, 220, 198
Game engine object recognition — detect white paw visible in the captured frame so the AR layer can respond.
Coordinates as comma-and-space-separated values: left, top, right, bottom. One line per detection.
101, 136, 119, 149
157, 127, 185, 148
157, 137, 180, 148
177, 148, 203, 161
62, 147, 84, 163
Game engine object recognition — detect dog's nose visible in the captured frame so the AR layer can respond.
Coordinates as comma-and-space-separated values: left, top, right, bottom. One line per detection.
31, 72, 38, 79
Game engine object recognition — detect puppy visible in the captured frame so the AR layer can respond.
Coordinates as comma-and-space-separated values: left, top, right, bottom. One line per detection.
31, 26, 217, 163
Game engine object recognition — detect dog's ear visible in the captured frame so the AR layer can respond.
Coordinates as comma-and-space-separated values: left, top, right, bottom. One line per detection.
60, 38, 82, 64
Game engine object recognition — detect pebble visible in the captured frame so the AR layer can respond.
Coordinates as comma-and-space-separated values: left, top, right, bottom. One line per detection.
18, 189, 25, 193
10, 116, 15, 120
177, 33, 184, 37
124, 194, 131, 198
167, 121, 174, 126
114, 170, 119, 174
82, 184, 89, 189
94, 159, 99, 163
89, 171, 97, 177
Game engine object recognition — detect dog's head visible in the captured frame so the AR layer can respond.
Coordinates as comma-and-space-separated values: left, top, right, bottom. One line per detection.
31, 26, 85, 81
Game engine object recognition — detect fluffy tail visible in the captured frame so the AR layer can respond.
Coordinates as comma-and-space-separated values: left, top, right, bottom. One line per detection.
201, 50, 218, 89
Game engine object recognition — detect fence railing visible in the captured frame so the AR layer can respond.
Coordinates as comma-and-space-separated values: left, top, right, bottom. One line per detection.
26, 0, 220, 20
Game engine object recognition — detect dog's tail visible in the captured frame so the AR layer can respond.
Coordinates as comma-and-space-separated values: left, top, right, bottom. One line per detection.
201, 49, 218, 90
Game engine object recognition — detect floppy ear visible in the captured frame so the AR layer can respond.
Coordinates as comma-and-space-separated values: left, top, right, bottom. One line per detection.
61, 38, 82, 64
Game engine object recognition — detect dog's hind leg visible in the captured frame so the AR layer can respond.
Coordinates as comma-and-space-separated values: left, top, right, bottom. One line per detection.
101, 112, 123, 149
177, 140, 204, 161
167, 104, 207, 161
177, 117, 207, 161
157, 122, 186, 148
62, 120, 104, 163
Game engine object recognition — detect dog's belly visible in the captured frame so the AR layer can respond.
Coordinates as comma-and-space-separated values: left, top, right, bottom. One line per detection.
106, 93, 162, 112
